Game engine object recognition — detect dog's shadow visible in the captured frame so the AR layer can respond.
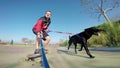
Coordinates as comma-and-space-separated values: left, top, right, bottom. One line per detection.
57, 49, 90, 59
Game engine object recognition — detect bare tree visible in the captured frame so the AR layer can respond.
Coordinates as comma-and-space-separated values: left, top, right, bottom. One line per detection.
22, 38, 28, 44
22, 38, 35, 45
80, 0, 120, 23
28, 40, 34, 44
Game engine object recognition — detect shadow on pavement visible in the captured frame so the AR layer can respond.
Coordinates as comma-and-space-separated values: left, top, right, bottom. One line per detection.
57, 49, 90, 59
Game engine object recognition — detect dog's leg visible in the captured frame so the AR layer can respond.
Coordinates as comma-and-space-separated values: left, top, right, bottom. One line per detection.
78, 45, 83, 51
73, 43, 77, 54
83, 44, 95, 58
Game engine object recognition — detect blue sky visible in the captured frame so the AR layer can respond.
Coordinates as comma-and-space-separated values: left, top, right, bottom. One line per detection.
0, 0, 120, 43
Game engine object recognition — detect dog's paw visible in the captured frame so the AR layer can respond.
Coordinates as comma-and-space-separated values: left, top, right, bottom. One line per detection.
89, 55, 95, 58
78, 49, 82, 51
90, 56, 95, 58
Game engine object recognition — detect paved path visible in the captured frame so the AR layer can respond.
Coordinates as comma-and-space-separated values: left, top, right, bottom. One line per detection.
48, 46, 120, 68
0, 45, 120, 68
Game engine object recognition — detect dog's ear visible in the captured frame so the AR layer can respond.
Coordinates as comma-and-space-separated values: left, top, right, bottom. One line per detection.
84, 27, 96, 31
85, 27, 92, 31
84, 28, 90, 32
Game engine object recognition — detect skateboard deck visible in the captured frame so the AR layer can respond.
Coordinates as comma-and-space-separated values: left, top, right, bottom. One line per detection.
27, 54, 41, 57
26, 51, 48, 61
27, 53, 41, 60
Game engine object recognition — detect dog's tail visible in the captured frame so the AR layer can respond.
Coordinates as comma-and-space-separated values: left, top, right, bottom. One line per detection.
69, 35, 71, 39
68, 35, 71, 50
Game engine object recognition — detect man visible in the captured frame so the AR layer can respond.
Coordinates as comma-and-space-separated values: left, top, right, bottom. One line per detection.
32, 11, 51, 54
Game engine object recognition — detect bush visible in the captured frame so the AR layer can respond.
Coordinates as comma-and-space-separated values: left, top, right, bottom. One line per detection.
0, 42, 9, 45
93, 20, 120, 47
59, 40, 68, 46
88, 33, 107, 47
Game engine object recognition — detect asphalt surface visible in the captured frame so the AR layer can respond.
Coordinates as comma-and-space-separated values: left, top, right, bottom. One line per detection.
0, 45, 120, 68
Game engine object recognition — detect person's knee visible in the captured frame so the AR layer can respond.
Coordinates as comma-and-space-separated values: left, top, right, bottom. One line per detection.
46, 36, 50, 42
36, 38, 40, 42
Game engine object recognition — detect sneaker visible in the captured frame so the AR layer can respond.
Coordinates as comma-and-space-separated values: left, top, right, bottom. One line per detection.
34, 49, 40, 54
28, 57, 34, 61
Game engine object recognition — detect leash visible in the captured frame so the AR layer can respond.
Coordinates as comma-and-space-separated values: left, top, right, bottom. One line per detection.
48, 30, 73, 35
40, 38, 50, 68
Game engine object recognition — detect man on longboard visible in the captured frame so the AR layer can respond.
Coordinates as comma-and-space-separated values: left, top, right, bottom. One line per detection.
27, 11, 52, 61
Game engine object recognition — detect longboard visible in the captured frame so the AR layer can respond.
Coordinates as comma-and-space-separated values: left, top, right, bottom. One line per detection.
26, 51, 48, 61
26, 53, 42, 61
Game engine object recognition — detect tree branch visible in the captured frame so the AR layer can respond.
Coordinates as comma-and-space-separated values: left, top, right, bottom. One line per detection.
100, 0, 103, 9
105, 1, 120, 13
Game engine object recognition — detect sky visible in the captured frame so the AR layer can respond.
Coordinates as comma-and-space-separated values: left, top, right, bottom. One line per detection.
0, 0, 120, 43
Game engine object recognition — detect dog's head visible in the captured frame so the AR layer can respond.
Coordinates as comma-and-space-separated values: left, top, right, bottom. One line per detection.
84, 27, 104, 36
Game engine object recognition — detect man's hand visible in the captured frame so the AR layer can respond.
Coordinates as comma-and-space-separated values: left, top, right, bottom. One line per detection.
37, 31, 43, 38
45, 29, 51, 33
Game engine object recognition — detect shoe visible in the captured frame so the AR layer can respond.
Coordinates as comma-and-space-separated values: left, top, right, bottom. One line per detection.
27, 57, 34, 61
34, 49, 40, 54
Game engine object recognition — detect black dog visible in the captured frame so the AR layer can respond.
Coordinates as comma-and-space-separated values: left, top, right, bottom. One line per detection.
68, 27, 103, 58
